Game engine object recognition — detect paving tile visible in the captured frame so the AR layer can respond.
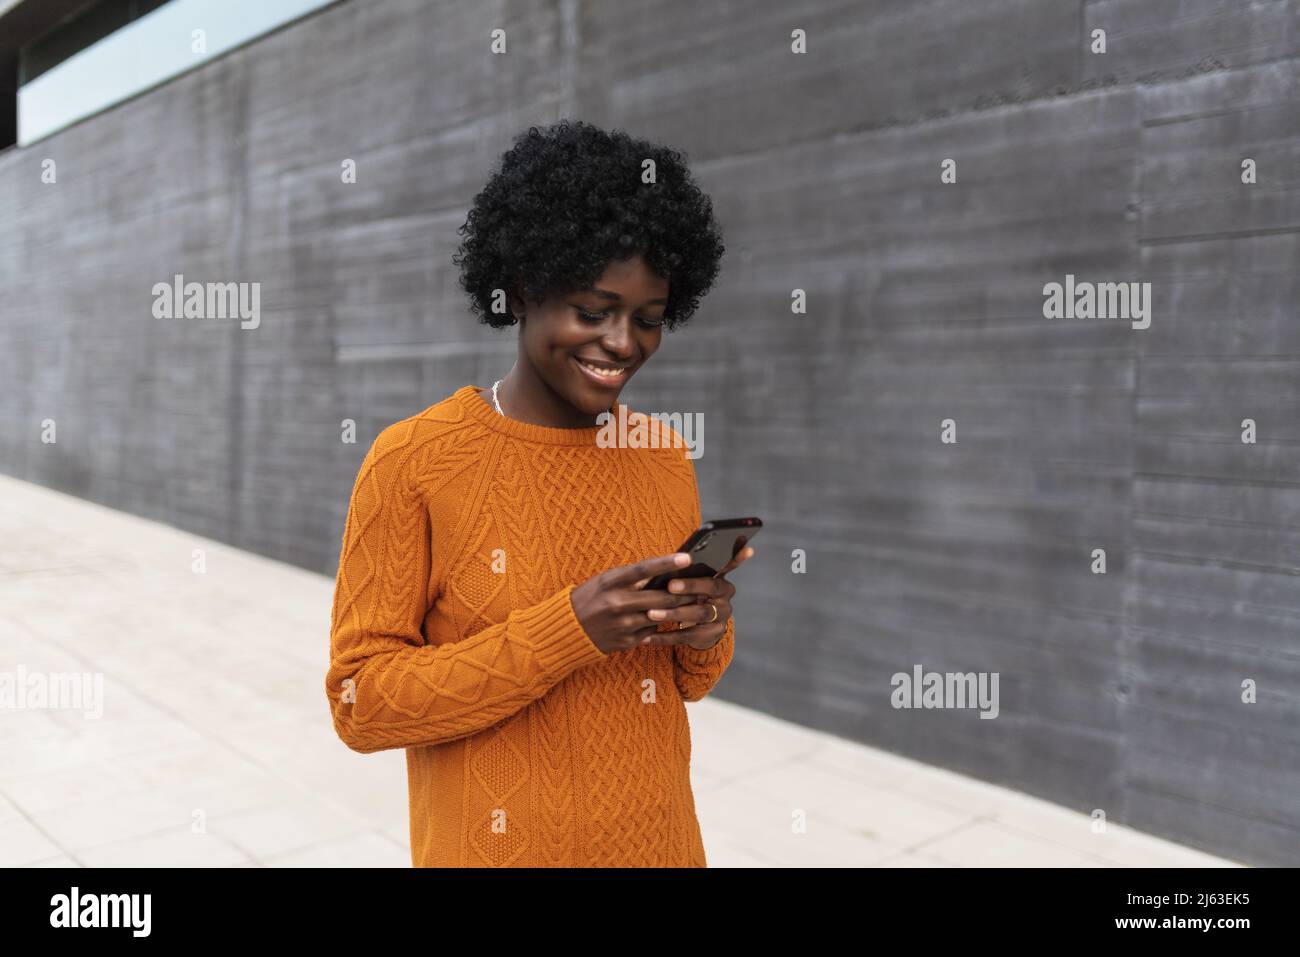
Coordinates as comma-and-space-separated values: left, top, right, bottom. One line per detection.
701, 836, 779, 868
283, 749, 409, 834
886, 766, 1053, 819
30, 787, 198, 853
77, 829, 251, 867
0, 791, 23, 823
872, 850, 960, 867
686, 700, 824, 781
22, 854, 84, 867
205, 799, 373, 861
803, 734, 936, 791
1077, 825, 1246, 868
3, 759, 145, 814
696, 780, 902, 866
916, 819, 1111, 868
807, 777, 975, 848
0, 816, 66, 866
262, 830, 410, 867
724, 756, 975, 850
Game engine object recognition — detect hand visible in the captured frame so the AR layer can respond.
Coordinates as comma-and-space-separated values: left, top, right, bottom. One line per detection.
639, 545, 755, 651
570, 552, 708, 656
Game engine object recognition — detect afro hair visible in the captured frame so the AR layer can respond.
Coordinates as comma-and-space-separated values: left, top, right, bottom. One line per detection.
453, 119, 725, 332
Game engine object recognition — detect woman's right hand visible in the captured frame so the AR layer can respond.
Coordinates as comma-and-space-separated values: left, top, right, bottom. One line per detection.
569, 552, 700, 655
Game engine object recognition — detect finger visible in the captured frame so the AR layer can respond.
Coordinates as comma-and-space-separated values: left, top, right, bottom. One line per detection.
646, 604, 711, 626
607, 552, 692, 588
649, 597, 731, 625
696, 581, 735, 604
639, 621, 692, 646
620, 590, 699, 615
717, 546, 755, 578
665, 575, 728, 598
673, 609, 731, 633
634, 620, 671, 645
662, 620, 729, 647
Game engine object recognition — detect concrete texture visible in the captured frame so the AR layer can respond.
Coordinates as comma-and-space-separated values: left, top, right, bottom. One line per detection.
0, 474, 1241, 867
0, 0, 1297, 864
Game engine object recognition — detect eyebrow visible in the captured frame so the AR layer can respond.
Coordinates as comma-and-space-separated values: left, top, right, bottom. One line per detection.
580, 287, 669, 305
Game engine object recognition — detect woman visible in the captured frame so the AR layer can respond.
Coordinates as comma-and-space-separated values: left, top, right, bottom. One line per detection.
325, 119, 752, 867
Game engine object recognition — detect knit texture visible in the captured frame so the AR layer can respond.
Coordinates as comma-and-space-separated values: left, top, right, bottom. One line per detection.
326, 384, 734, 867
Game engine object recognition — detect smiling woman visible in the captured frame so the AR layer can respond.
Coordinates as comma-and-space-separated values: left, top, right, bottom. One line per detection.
324, 119, 750, 869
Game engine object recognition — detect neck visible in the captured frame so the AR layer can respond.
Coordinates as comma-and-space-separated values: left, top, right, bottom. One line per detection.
494, 364, 612, 428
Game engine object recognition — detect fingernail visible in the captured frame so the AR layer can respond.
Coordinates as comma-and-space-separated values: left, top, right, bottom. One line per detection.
669, 580, 685, 592
674, 553, 690, 566
648, 609, 666, 620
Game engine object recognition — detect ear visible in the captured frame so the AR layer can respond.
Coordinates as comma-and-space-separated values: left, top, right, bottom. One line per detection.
507, 279, 527, 324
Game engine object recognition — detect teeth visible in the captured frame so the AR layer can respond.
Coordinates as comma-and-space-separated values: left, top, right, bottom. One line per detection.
579, 360, 625, 378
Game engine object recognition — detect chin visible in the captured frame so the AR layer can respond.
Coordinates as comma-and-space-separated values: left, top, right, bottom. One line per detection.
571, 386, 622, 415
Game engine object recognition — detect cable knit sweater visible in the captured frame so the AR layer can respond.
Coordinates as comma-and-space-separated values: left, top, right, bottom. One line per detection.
325, 384, 735, 867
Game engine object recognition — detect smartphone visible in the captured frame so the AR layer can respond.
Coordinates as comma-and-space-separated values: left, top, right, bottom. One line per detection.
642, 517, 763, 590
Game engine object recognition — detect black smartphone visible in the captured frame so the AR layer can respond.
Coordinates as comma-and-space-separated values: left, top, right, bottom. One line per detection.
642, 517, 763, 590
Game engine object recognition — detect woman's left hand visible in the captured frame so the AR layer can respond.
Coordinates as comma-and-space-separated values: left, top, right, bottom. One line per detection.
640, 546, 754, 650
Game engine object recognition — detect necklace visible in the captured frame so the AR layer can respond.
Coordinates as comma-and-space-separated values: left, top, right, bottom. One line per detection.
490, 379, 615, 419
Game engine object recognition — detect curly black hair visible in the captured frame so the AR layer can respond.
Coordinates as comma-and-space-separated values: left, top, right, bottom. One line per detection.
453, 119, 725, 332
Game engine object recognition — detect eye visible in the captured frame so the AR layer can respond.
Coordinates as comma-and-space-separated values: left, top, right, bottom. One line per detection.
576, 307, 663, 329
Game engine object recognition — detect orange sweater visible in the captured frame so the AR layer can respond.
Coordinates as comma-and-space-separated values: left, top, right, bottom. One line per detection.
325, 384, 734, 867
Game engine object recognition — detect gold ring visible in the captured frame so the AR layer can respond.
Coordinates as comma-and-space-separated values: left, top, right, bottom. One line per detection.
705, 601, 719, 624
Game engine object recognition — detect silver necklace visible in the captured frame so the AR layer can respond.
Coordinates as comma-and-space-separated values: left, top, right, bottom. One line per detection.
490, 378, 614, 418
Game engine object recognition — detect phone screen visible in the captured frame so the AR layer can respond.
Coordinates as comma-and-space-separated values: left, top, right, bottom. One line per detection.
643, 518, 762, 589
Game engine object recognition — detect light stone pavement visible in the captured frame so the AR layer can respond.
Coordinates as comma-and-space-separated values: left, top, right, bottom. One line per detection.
0, 474, 1242, 868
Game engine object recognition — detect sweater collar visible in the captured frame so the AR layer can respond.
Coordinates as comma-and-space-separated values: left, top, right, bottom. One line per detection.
456, 384, 630, 446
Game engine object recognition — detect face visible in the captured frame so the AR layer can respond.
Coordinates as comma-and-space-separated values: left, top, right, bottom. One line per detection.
511, 254, 669, 417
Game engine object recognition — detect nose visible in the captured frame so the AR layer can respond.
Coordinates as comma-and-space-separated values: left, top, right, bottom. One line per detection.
598, 314, 637, 360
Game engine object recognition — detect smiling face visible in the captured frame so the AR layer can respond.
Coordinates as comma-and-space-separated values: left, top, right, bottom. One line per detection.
506, 254, 670, 426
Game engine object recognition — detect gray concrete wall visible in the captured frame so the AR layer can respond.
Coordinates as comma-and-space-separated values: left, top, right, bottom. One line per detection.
1, 0, 1297, 865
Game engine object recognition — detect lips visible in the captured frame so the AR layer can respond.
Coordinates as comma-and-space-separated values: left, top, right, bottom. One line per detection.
573, 355, 631, 388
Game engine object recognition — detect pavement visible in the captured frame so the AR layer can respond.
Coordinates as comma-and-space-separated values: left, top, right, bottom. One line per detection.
0, 474, 1242, 867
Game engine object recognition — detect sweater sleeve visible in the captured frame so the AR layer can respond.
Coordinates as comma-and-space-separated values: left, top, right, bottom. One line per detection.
671, 454, 736, 703
325, 427, 607, 754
